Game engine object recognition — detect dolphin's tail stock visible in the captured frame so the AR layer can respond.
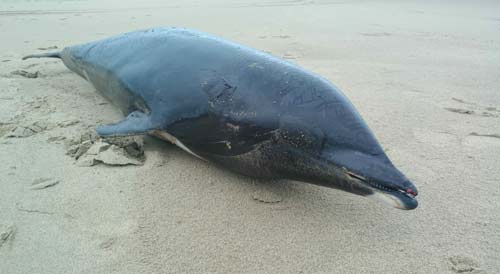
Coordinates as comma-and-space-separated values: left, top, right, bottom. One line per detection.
22, 52, 61, 60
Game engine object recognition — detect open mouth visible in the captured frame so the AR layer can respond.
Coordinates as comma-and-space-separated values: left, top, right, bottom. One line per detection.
346, 170, 418, 210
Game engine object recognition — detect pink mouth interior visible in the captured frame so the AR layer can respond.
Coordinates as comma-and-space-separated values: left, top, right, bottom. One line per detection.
406, 188, 417, 197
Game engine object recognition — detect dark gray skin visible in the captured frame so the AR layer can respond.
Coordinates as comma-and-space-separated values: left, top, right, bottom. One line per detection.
24, 27, 418, 210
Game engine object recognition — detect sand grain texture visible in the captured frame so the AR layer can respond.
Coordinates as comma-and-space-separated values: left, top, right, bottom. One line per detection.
1, 0, 499, 273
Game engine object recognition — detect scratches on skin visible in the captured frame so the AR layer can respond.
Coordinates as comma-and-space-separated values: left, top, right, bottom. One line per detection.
215, 82, 237, 100
201, 71, 238, 108
226, 122, 240, 132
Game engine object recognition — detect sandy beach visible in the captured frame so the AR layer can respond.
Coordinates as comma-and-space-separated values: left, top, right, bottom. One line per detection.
1, 0, 499, 273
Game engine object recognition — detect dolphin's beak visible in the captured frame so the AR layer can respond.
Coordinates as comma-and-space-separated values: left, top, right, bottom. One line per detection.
369, 187, 418, 210
345, 170, 418, 210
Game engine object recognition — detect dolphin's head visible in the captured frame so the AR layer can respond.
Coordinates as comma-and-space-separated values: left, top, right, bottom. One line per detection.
278, 79, 418, 210
278, 134, 419, 210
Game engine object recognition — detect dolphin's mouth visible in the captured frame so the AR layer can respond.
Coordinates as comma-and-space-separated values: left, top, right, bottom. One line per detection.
346, 171, 418, 210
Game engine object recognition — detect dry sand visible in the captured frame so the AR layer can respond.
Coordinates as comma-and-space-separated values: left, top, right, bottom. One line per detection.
1, 0, 499, 273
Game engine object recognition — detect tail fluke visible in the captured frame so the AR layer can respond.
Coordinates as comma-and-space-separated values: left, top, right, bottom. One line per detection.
22, 52, 61, 60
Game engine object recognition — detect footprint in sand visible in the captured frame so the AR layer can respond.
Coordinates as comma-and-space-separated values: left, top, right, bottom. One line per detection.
252, 189, 283, 203
359, 32, 392, 37
282, 51, 303, 60
31, 178, 60, 190
6, 121, 52, 138
444, 107, 474, 115
272, 35, 291, 39
98, 237, 116, 250
0, 122, 15, 138
448, 255, 485, 273
251, 180, 290, 204
413, 129, 459, 148
0, 224, 16, 249
463, 132, 500, 149
444, 98, 499, 118
37, 46, 58, 51
10, 70, 40, 79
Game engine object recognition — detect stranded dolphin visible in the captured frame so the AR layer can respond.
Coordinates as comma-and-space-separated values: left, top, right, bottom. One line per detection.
24, 27, 418, 210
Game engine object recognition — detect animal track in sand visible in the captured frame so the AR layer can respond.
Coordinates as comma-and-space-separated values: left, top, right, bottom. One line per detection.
272, 35, 291, 39
250, 180, 290, 204
413, 129, 459, 147
232, 0, 345, 8
282, 51, 303, 60
444, 97, 499, 118
15, 202, 55, 215
10, 70, 40, 78
1, 95, 76, 138
0, 224, 16, 249
445, 107, 474, 115
26, 96, 50, 110
444, 107, 498, 118
31, 178, 60, 190
252, 189, 283, 203
37, 46, 58, 51
6, 121, 51, 138
0, 122, 15, 138
448, 255, 485, 274
98, 237, 116, 250
359, 32, 392, 37
463, 132, 500, 148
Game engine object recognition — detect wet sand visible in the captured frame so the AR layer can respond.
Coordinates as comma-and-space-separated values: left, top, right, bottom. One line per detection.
1, 1, 499, 273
